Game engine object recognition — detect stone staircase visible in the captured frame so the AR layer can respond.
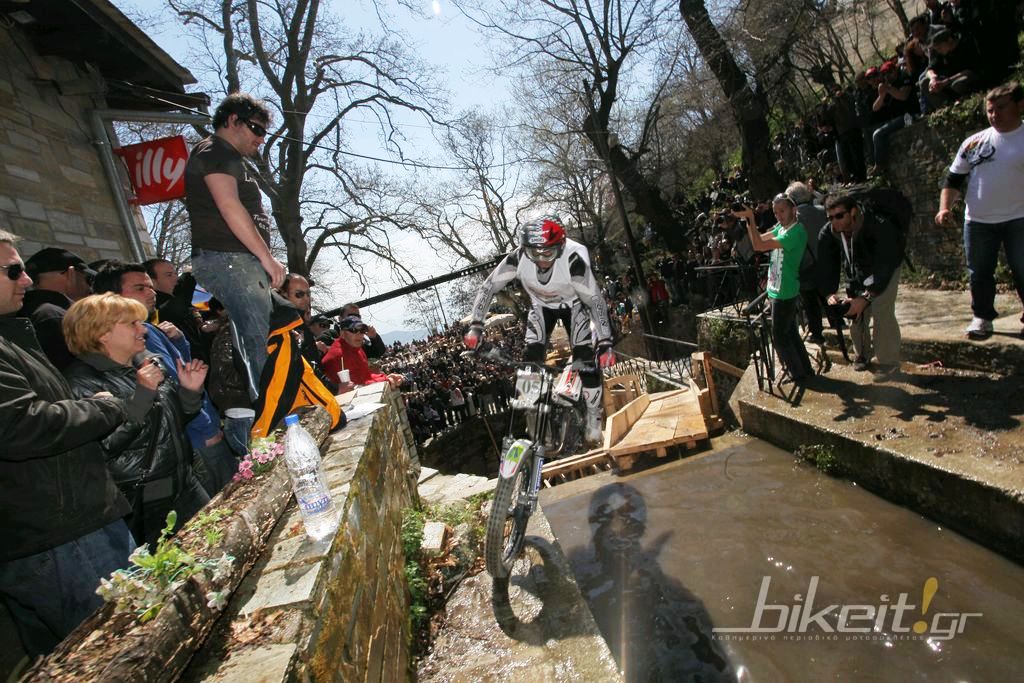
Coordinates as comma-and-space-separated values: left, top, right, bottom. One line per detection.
417, 467, 496, 505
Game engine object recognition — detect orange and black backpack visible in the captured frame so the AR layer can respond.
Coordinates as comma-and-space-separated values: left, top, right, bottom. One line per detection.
252, 295, 343, 437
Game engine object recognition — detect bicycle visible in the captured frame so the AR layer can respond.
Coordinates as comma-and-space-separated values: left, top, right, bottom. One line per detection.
469, 345, 589, 579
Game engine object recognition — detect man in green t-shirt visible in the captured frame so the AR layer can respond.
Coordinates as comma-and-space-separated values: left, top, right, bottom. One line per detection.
738, 194, 812, 385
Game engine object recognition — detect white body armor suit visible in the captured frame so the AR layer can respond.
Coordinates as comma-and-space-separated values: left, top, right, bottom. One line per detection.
469, 238, 613, 444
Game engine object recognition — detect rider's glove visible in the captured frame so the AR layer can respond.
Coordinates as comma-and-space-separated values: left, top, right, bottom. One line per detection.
596, 340, 616, 369
463, 322, 484, 350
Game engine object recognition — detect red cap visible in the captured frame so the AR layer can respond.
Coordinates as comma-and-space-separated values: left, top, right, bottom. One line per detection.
865, 67, 880, 78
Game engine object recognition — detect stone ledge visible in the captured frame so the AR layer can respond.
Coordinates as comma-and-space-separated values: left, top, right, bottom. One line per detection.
185, 383, 418, 682
732, 365, 1024, 565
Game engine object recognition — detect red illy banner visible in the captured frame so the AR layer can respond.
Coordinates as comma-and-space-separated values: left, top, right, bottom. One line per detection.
115, 135, 189, 205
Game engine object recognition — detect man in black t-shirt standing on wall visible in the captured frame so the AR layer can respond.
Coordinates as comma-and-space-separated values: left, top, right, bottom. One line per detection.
184, 94, 286, 402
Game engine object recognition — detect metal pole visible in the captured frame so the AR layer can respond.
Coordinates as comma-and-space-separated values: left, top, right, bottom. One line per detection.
90, 109, 211, 262
432, 285, 448, 327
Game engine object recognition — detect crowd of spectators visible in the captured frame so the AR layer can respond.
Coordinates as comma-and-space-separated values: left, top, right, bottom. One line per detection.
378, 322, 523, 445
790, 1, 1021, 183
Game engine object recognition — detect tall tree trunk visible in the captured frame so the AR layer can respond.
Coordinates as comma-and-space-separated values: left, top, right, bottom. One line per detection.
884, 0, 910, 37
679, 0, 784, 200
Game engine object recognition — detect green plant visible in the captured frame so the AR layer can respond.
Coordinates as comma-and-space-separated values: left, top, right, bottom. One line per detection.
184, 507, 231, 547
795, 444, 840, 475
401, 508, 428, 634
96, 512, 235, 622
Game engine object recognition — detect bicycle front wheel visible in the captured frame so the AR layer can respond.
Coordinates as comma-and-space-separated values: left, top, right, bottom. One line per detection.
485, 461, 532, 579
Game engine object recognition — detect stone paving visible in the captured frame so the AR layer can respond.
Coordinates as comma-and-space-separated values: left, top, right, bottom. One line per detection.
416, 505, 622, 683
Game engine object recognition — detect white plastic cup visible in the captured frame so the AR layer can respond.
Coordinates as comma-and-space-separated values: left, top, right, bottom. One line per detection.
339, 369, 351, 383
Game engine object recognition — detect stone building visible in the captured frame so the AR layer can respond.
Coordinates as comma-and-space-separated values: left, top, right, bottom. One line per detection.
0, 0, 198, 262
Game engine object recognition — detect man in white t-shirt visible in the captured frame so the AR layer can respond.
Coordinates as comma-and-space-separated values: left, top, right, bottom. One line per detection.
936, 81, 1024, 339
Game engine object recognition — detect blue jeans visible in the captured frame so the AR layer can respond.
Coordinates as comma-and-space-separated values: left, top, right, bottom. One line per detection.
771, 295, 812, 381
964, 218, 1024, 320
871, 115, 907, 167
0, 521, 134, 656
192, 250, 272, 401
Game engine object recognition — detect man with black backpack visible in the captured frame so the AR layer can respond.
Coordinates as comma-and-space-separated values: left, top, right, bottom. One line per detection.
818, 189, 909, 376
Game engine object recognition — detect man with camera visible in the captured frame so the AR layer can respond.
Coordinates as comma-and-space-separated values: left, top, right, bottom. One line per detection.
817, 192, 905, 375
737, 195, 813, 386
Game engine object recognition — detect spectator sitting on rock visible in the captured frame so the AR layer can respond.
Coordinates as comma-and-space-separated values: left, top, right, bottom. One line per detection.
871, 61, 916, 168
923, 28, 982, 113
339, 302, 387, 359
322, 315, 403, 388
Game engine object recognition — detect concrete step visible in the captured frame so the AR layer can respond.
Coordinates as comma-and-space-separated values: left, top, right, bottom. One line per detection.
418, 472, 497, 505
829, 288, 1024, 375
418, 466, 439, 484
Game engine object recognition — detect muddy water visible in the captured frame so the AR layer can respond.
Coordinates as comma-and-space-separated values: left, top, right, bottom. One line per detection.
540, 436, 1024, 682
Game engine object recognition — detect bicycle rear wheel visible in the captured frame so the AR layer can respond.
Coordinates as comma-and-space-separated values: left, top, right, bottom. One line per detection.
485, 460, 532, 579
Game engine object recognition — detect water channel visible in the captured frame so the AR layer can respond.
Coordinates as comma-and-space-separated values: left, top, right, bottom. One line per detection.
539, 435, 1023, 682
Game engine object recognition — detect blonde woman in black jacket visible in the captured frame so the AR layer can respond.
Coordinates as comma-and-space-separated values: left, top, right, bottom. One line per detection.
63, 293, 210, 548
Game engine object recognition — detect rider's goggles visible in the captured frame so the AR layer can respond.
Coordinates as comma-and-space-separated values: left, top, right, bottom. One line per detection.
525, 245, 558, 262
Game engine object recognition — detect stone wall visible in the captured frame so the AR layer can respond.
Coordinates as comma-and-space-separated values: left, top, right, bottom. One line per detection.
886, 107, 988, 280
0, 27, 145, 260
185, 383, 420, 682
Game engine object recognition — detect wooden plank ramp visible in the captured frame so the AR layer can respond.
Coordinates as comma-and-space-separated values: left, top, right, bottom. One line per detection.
604, 386, 709, 471
541, 447, 616, 486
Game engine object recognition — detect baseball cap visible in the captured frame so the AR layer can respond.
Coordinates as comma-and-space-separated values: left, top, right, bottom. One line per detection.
25, 248, 97, 279
338, 315, 368, 332
930, 27, 954, 45
309, 314, 334, 327
880, 61, 896, 73
864, 67, 880, 79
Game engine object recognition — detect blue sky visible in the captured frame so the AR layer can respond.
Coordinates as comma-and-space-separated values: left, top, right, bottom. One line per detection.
116, 0, 510, 332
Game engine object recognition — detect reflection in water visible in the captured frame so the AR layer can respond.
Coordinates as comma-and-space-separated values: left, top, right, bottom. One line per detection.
568, 483, 737, 682
545, 441, 1024, 682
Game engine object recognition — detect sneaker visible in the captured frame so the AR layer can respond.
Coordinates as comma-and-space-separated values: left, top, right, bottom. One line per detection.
873, 363, 900, 377
852, 356, 870, 371
807, 333, 826, 345
965, 317, 993, 340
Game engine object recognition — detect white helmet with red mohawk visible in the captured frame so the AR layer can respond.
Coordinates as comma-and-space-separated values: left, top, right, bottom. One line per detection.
520, 216, 567, 264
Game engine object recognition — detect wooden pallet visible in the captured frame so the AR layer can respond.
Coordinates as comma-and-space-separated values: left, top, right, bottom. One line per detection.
540, 447, 616, 486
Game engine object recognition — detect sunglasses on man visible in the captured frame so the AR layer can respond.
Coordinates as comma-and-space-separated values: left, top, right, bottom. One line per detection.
241, 119, 268, 137
1, 263, 25, 281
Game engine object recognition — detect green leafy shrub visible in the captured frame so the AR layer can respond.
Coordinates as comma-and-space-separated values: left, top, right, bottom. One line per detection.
96, 511, 234, 622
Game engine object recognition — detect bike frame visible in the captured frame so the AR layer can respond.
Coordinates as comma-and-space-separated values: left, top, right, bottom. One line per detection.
496, 363, 584, 518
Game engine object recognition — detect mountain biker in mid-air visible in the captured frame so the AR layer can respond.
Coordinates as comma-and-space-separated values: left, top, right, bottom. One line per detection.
464, 216, 616, 445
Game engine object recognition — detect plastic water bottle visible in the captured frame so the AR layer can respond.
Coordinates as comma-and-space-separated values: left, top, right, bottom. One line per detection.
283, 414, 338, 540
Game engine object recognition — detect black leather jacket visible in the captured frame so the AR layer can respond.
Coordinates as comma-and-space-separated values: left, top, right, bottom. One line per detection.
817, 210, 904, 299
63, 352, 202, 498
0, 316, 129, 561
